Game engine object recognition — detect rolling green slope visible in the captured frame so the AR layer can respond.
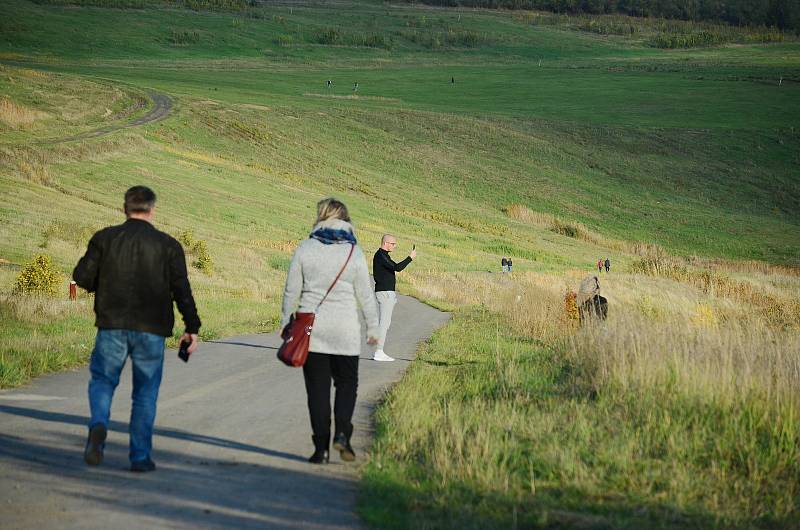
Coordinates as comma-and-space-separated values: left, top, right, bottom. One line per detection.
2, 2, 800, 527
3, 0, 798, 265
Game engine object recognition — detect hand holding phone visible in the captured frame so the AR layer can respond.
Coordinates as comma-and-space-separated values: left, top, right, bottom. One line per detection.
178, 340, 192, 363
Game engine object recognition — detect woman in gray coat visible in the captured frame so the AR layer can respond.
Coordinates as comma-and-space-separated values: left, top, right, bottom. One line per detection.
281, 198, 380, 464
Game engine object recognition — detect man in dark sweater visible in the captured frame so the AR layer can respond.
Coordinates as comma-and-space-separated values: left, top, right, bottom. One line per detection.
372, 234, 415, 361
73, 186, 201, 472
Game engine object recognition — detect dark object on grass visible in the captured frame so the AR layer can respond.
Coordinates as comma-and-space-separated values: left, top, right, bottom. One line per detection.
577, 275, 608, 323
579, 294, 608, 322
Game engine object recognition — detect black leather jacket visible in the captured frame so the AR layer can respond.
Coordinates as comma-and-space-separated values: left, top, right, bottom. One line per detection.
73, 218, 201, 337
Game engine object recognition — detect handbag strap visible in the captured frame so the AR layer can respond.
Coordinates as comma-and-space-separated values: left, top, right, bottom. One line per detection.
315, 243, 355, 312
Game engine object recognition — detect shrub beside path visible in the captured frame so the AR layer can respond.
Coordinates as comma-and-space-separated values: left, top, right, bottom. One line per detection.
0, 294, 449, 529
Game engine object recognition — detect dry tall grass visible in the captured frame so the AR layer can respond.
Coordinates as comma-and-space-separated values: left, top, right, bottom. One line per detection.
0, 96, 47, 129
408, 267, 799, 411
632, 254, 800, 329
504, 203, 664, 256
405, 270, 567, 342
0, 147, 51, 185
399, 265, 800, 522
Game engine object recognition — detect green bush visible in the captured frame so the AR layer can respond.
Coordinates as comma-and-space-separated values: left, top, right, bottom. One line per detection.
168, 29, 201, 46
191, 239, 213, 275
315, 28, 388, 48
178, 230, 195, 247
40, 221, 95, 249
32, 0, 252, 11
273, 34, 294, 47
397, 28, 491, 49
550, 218, 580, 238
13, 254, 63, 296
178, 230, 213, 275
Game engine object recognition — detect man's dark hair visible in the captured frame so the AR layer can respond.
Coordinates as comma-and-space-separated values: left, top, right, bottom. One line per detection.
124, 186, 156, 214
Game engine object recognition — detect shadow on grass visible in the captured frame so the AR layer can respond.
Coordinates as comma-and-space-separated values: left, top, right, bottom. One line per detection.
419, 358, 479, 367
358, 466, 760, 530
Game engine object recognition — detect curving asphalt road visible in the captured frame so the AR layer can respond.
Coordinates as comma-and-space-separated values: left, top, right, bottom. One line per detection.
46, 90, 172, 144
0, 294, 449, 529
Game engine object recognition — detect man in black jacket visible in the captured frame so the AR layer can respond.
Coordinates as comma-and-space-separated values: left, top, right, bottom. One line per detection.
73, 186, 201, 472
372, 234, 415, 362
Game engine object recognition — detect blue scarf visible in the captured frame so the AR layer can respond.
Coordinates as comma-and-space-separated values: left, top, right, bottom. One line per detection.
310, 227, 357, 245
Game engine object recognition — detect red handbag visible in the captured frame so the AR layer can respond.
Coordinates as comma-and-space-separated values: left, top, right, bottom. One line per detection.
277, 244, 355, 367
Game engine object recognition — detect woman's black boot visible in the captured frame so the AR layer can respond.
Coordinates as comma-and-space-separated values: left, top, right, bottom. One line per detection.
308, 435, 329, 464
333, 432, 355, 462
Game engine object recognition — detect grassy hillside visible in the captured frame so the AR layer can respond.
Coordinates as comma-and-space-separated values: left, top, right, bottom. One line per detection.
3, 1, 799, 264
1, 0, 799, 527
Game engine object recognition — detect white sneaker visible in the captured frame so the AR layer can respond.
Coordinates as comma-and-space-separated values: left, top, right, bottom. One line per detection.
372, 350, 395, 362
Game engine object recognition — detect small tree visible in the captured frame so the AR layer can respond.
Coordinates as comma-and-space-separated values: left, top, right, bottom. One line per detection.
14, 254, 63, 296
564, 289, 579, 321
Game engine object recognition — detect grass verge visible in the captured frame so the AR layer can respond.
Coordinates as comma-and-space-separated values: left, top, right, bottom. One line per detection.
361, 270, 800, 528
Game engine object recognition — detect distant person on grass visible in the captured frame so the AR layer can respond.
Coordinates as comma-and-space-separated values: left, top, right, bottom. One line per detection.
605, 257, 611, 273
281, 198, 379, 464
507, 258, 513, 273
372, 234, 416, 362
73, 185, 201, 473
597, 259, 603, 273
501, 256, 508, 273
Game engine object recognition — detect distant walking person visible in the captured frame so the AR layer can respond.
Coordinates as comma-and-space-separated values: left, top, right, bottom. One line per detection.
326, 79, 333, 88
501, 256, 508, 273
353, 82, 359, 92
73, 186, 201, 473
451, 76, 455, 84
507, 258, 513, 273
604, 257, 610, 273
373, 235, 416, 362
281, 198, 379, 464
597, 259, 603, 273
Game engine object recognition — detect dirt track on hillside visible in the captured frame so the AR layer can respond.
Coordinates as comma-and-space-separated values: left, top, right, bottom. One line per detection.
46, 90, 172, 144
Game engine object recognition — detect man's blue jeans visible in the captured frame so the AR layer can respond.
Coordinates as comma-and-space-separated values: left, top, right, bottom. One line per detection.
88, 329, 165, 463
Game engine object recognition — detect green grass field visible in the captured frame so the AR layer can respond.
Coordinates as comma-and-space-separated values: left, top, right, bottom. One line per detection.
1, 0, 799, 527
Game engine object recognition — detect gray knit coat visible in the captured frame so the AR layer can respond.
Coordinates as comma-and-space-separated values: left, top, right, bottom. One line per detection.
280, 219, 380, 356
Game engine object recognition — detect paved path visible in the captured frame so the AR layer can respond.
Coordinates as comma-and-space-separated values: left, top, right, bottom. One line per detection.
45, 90, 172, 144
0, 295, 449, 529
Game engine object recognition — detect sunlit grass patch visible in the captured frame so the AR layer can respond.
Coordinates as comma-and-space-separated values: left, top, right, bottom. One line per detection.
0, 294, 95, 387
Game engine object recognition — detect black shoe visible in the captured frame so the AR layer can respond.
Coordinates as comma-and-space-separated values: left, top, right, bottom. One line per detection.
84, 424, 107, 466
130, 458, 157, 472
308, 449, 329, 464
333, 433, 355, 462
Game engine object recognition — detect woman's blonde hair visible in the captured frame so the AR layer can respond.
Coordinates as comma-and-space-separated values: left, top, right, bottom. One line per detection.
315, 197, 351, 224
